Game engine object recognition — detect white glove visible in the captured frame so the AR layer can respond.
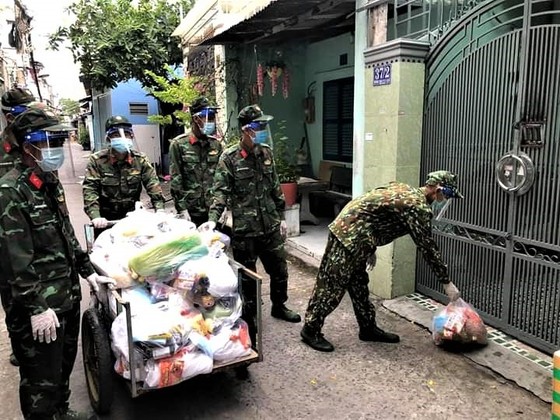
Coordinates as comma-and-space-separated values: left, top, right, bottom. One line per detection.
30, 308, 60, 344
156, 209, 166, 214
443, 281, 460, 301
366, 253, 377, 271
86, 273, 117, 292
92, 217, 108, 229
280, 220, 288, 238
180, 210, 191, 221
198, 220, 216, 232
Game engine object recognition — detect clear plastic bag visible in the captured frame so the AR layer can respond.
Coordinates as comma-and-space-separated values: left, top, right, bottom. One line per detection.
432, 298, 488, 346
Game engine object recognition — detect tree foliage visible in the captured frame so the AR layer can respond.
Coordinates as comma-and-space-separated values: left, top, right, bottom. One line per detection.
145, 67, 207, 126
58, 98, 80, 116
48, 0, 191, 92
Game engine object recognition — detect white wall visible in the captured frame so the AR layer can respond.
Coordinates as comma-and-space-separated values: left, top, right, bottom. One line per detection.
132, 124, 161, 168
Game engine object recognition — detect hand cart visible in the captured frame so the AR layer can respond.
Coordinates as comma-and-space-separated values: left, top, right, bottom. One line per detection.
82, 224, 263, 415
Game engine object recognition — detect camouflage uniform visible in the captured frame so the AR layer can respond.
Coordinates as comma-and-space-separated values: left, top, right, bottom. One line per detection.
0, 165, 95, 419
0, 127, 20, 177
305, 181, 451, 332
208, 143, 290, 305
82, 148, 165, 221
169, 131, 223, 226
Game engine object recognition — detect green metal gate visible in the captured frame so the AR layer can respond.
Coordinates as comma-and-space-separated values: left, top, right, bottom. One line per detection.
417, 0, 560, 354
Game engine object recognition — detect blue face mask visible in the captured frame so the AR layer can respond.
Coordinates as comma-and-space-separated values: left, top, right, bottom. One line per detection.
254, 130, 269, 144
38, 147, 65, 172
110, 137, 133, 153
202, 122, 216, 136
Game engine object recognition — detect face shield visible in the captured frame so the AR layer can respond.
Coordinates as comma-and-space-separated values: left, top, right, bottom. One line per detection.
243, 121, 272, 146
193, 108, 218, 137
432, 185, 458, 221
106, 126, 134, 153
24, 130, 68, 172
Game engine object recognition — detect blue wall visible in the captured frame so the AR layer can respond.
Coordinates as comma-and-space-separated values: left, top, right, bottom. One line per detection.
110, 79, 159, 124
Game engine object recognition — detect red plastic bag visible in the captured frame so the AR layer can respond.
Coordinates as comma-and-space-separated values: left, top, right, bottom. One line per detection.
432, 298, 488, 346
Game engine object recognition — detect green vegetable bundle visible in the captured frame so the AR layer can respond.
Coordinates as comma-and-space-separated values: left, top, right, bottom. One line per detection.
129, 233, 208, 281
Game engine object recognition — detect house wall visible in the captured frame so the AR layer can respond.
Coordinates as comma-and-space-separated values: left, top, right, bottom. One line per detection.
110, 80, 161, 165
224, 33, 356, 178
225, 44, 307, 156
305, 32, 355, 176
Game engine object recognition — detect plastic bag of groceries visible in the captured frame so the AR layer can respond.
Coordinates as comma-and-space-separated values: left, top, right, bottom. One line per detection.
432, 298, 488, 347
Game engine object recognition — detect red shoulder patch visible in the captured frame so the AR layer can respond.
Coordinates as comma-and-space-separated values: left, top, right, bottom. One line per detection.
3, 141, 11, 153
29, 172, 43, 189
240, 149, 248, 159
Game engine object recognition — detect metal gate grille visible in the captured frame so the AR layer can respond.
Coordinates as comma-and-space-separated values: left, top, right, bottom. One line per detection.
417, 0, 560, 354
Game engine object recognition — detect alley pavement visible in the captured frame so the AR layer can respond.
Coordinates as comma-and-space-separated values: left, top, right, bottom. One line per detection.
0, 142, 551, 419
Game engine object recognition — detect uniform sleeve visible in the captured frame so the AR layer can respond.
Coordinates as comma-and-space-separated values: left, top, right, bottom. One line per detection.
169, 140, 187, 212
140, 156, 165, 211
208, 154, 232, 223
0, 187, 48, 314
405, 208, 450, 283
270, 152, 286, 217
82, 156, 102, 219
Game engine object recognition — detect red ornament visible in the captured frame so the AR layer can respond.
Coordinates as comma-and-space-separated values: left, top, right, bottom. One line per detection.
257, 64, 264, 96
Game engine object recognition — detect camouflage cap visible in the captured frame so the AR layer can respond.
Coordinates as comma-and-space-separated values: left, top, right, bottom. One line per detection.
425, 170, 463, 198
190, 97, 219, 116
105, 115, 132, 131
1, 87, 35, 111
238, 104, 274, 126
12, 108, 74, 142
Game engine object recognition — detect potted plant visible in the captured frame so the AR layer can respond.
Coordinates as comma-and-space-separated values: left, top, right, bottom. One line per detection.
272, 120, 299, 206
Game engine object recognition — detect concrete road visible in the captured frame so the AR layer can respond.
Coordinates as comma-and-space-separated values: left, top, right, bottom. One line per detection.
0, 143, 550, 419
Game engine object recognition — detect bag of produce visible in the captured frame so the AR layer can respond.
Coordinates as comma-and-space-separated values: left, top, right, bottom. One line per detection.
128, 232, 208, 282
432, 298, 488, 347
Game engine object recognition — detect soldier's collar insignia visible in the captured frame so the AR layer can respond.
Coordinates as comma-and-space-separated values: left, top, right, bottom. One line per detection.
3, 141, 11, 153
189, 135, 198, 145
240, 149, 248, 159
29, 172, 43, 190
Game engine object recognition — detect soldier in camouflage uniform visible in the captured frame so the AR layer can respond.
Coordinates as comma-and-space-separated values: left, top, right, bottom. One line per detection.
82, 115, 164, 236
169, 97, 223, 226
0, 87, 36, 366
0, 108, 113, 419
206, 105, 300, 323
301, 171, 463, 352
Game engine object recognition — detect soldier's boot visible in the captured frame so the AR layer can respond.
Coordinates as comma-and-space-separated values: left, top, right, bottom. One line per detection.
271, 304, 301, 323
359, 325, 400, 343
9, 352, 19, 366
300, 325, 334, 352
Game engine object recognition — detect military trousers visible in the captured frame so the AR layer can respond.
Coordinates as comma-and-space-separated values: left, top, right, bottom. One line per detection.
304, 232, 377, 332
232, 229, 289, 305
7, 302, 81, 420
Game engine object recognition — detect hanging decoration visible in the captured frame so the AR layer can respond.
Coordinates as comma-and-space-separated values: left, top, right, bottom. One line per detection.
256, 63, 264, 96
282, 68, 290, 99
261, 60, 290, 98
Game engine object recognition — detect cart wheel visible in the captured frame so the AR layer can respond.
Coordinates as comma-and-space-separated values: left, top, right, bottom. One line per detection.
235, 365, 250, 380
82, 307, 113, 415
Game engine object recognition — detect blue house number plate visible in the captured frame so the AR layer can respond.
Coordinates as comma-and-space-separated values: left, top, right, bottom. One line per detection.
373, 64, 391, 86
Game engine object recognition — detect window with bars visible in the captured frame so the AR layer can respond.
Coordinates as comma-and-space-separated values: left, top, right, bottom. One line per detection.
323, 77, 354, 163
129, 102, 149, 115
